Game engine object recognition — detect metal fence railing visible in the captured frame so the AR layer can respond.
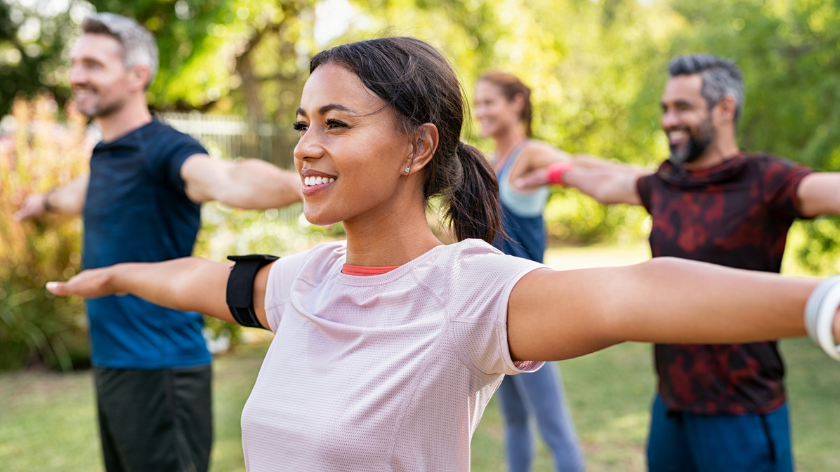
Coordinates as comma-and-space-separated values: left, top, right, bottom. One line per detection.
159, 112, 298, 170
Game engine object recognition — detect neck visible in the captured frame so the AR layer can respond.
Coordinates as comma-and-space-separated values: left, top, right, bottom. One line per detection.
685, 134, 740, 171
95, 95, 153, 143
343, 184, 442, 267
492, 124, 527, 161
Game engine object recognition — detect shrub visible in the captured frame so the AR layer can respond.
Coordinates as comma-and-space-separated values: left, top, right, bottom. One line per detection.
0, 95, 92, 371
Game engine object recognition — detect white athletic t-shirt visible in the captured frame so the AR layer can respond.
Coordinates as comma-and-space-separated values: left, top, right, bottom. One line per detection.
240, 239, 546, 471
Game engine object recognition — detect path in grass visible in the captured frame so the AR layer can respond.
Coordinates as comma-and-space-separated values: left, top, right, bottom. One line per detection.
1, 243, 838, 471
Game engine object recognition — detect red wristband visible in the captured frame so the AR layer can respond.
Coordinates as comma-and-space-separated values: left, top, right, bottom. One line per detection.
546, 162, 573, 185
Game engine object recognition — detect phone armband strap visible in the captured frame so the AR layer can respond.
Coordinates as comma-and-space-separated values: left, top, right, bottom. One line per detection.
226, 254, 279, 330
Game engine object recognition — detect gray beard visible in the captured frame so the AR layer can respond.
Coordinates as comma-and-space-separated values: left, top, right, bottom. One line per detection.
668, 119, 716, 166
77, 93, 126, 119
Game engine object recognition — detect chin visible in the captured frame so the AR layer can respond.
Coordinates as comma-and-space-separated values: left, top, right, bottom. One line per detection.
479, 125, 497, 138
302, 207, 338, 227
76, 103, 98, 118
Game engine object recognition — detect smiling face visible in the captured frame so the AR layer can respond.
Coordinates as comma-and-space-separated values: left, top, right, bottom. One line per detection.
293, 63, 419, 226
474, 80, 523, 138
660, 74, 718, 165
70, 33, 140, 118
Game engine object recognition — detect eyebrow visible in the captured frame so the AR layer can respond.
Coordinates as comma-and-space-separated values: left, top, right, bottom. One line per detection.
661, 99, 694, 108
296, 104, 359, 117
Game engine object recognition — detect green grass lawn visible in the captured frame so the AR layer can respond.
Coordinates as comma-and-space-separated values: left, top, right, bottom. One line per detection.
2, 243, 838, 471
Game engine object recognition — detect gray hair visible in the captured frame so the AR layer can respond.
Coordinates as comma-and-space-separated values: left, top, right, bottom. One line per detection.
668, 54, 744, 125
81, 13, 159, 88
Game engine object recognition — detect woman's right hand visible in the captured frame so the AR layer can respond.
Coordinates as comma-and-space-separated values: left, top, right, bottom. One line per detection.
47, 267, 124, 299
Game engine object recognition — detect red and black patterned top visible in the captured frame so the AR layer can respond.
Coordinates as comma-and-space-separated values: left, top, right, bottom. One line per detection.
636, 154, 812, 415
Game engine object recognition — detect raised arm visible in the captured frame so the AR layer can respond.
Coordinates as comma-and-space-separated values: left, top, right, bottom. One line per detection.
513, 152, 649, 205
797, 172, 840, 218
507, 258, 838, 362
562, 165, 647, 205
15, 174, 89, 220
181, 155, 302, 210
515, 141, 573, 172
46, 257, 273, 328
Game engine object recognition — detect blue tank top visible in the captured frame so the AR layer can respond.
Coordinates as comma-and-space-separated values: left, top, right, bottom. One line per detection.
492, 141, 550, 263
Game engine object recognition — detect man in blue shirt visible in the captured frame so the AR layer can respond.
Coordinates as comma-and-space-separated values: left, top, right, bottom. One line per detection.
16, 13, 302, 472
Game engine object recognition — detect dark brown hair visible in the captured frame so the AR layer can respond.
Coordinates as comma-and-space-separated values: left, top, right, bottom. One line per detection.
310, 37, 501, 244
478, 71, 533, 137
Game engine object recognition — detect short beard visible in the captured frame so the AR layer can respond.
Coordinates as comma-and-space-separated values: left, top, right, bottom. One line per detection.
669, 116, 716, 166
82, 99, 124, 119
76, 91, 125, 119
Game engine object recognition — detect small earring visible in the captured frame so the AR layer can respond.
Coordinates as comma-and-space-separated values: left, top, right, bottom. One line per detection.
405, 167, 411, 173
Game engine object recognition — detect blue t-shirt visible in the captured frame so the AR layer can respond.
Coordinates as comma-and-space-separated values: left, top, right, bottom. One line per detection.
83, 118, 212, 369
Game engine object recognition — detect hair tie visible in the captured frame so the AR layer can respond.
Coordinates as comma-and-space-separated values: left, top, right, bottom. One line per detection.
452, 142, 466, 183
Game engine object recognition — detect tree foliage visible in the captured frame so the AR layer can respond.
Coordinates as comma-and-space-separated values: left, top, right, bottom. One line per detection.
3, 0, 840, 370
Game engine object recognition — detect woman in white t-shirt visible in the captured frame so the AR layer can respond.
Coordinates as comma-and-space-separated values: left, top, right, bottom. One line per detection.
49, 37, 839, 472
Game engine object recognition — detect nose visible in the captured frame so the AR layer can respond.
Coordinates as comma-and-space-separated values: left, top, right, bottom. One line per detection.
660, 107, 680, 130
293, 128, 325, 162
69, 63, 86, 87
475, 103, 487, 119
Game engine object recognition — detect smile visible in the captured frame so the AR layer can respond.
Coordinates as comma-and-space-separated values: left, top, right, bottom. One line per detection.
303, 176, 336, 187
668, 130, 688, 144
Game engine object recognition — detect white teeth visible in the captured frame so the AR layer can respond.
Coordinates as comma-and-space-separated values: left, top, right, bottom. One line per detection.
303, 176, 336, 186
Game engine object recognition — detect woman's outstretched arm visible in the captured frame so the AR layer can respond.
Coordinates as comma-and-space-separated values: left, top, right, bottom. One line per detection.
507, 258, 836, 362
46, 258, 273, 328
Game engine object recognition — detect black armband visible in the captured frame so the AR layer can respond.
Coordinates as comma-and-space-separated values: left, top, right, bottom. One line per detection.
226, 254, 279, 330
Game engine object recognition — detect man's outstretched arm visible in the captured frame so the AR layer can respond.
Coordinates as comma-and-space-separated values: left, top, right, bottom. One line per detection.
15, 174, 89, 220
798, 173, 840, 218
181, 155, 302, 210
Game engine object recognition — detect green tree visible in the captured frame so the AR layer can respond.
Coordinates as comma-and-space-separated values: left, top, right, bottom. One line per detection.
0, 0, 89, 116
667, 0, 840, 273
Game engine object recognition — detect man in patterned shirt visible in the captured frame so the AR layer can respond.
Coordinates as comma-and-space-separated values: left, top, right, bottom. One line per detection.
517, 54, 840, 471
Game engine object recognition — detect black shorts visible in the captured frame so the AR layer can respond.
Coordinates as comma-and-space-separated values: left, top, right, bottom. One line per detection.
94, 365, 213, 472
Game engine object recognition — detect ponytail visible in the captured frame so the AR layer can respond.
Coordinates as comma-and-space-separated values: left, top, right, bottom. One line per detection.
442, 142, 502, 244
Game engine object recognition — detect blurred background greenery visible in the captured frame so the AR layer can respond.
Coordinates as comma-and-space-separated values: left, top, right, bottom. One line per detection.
2, 1, 840, 470
2, 0, 839, 370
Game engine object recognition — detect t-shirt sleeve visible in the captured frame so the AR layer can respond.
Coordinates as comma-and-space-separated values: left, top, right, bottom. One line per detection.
263, 250, 311, 333
146, 127, 208, 193
636, 173, 654, 213
760, 157, 813, 219
446, 242, 547, 376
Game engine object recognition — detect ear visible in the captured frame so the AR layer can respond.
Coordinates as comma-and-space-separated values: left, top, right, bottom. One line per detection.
128, 64, 152, 92
714, 95, 737, 124
511, 92, 527, 115
402, 123, 439, 175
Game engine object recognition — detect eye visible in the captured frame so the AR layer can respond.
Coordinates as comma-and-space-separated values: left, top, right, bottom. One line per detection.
292, 121, 308, 133
325, 119, 348, 129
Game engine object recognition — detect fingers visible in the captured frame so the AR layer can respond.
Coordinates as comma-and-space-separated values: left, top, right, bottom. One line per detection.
514, 169, 549, 190
834, 307, 840, 342
45, 269, 114, 298
14, 195, 46, 221
14, 205, 35, 221
46, 281, 70, 296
